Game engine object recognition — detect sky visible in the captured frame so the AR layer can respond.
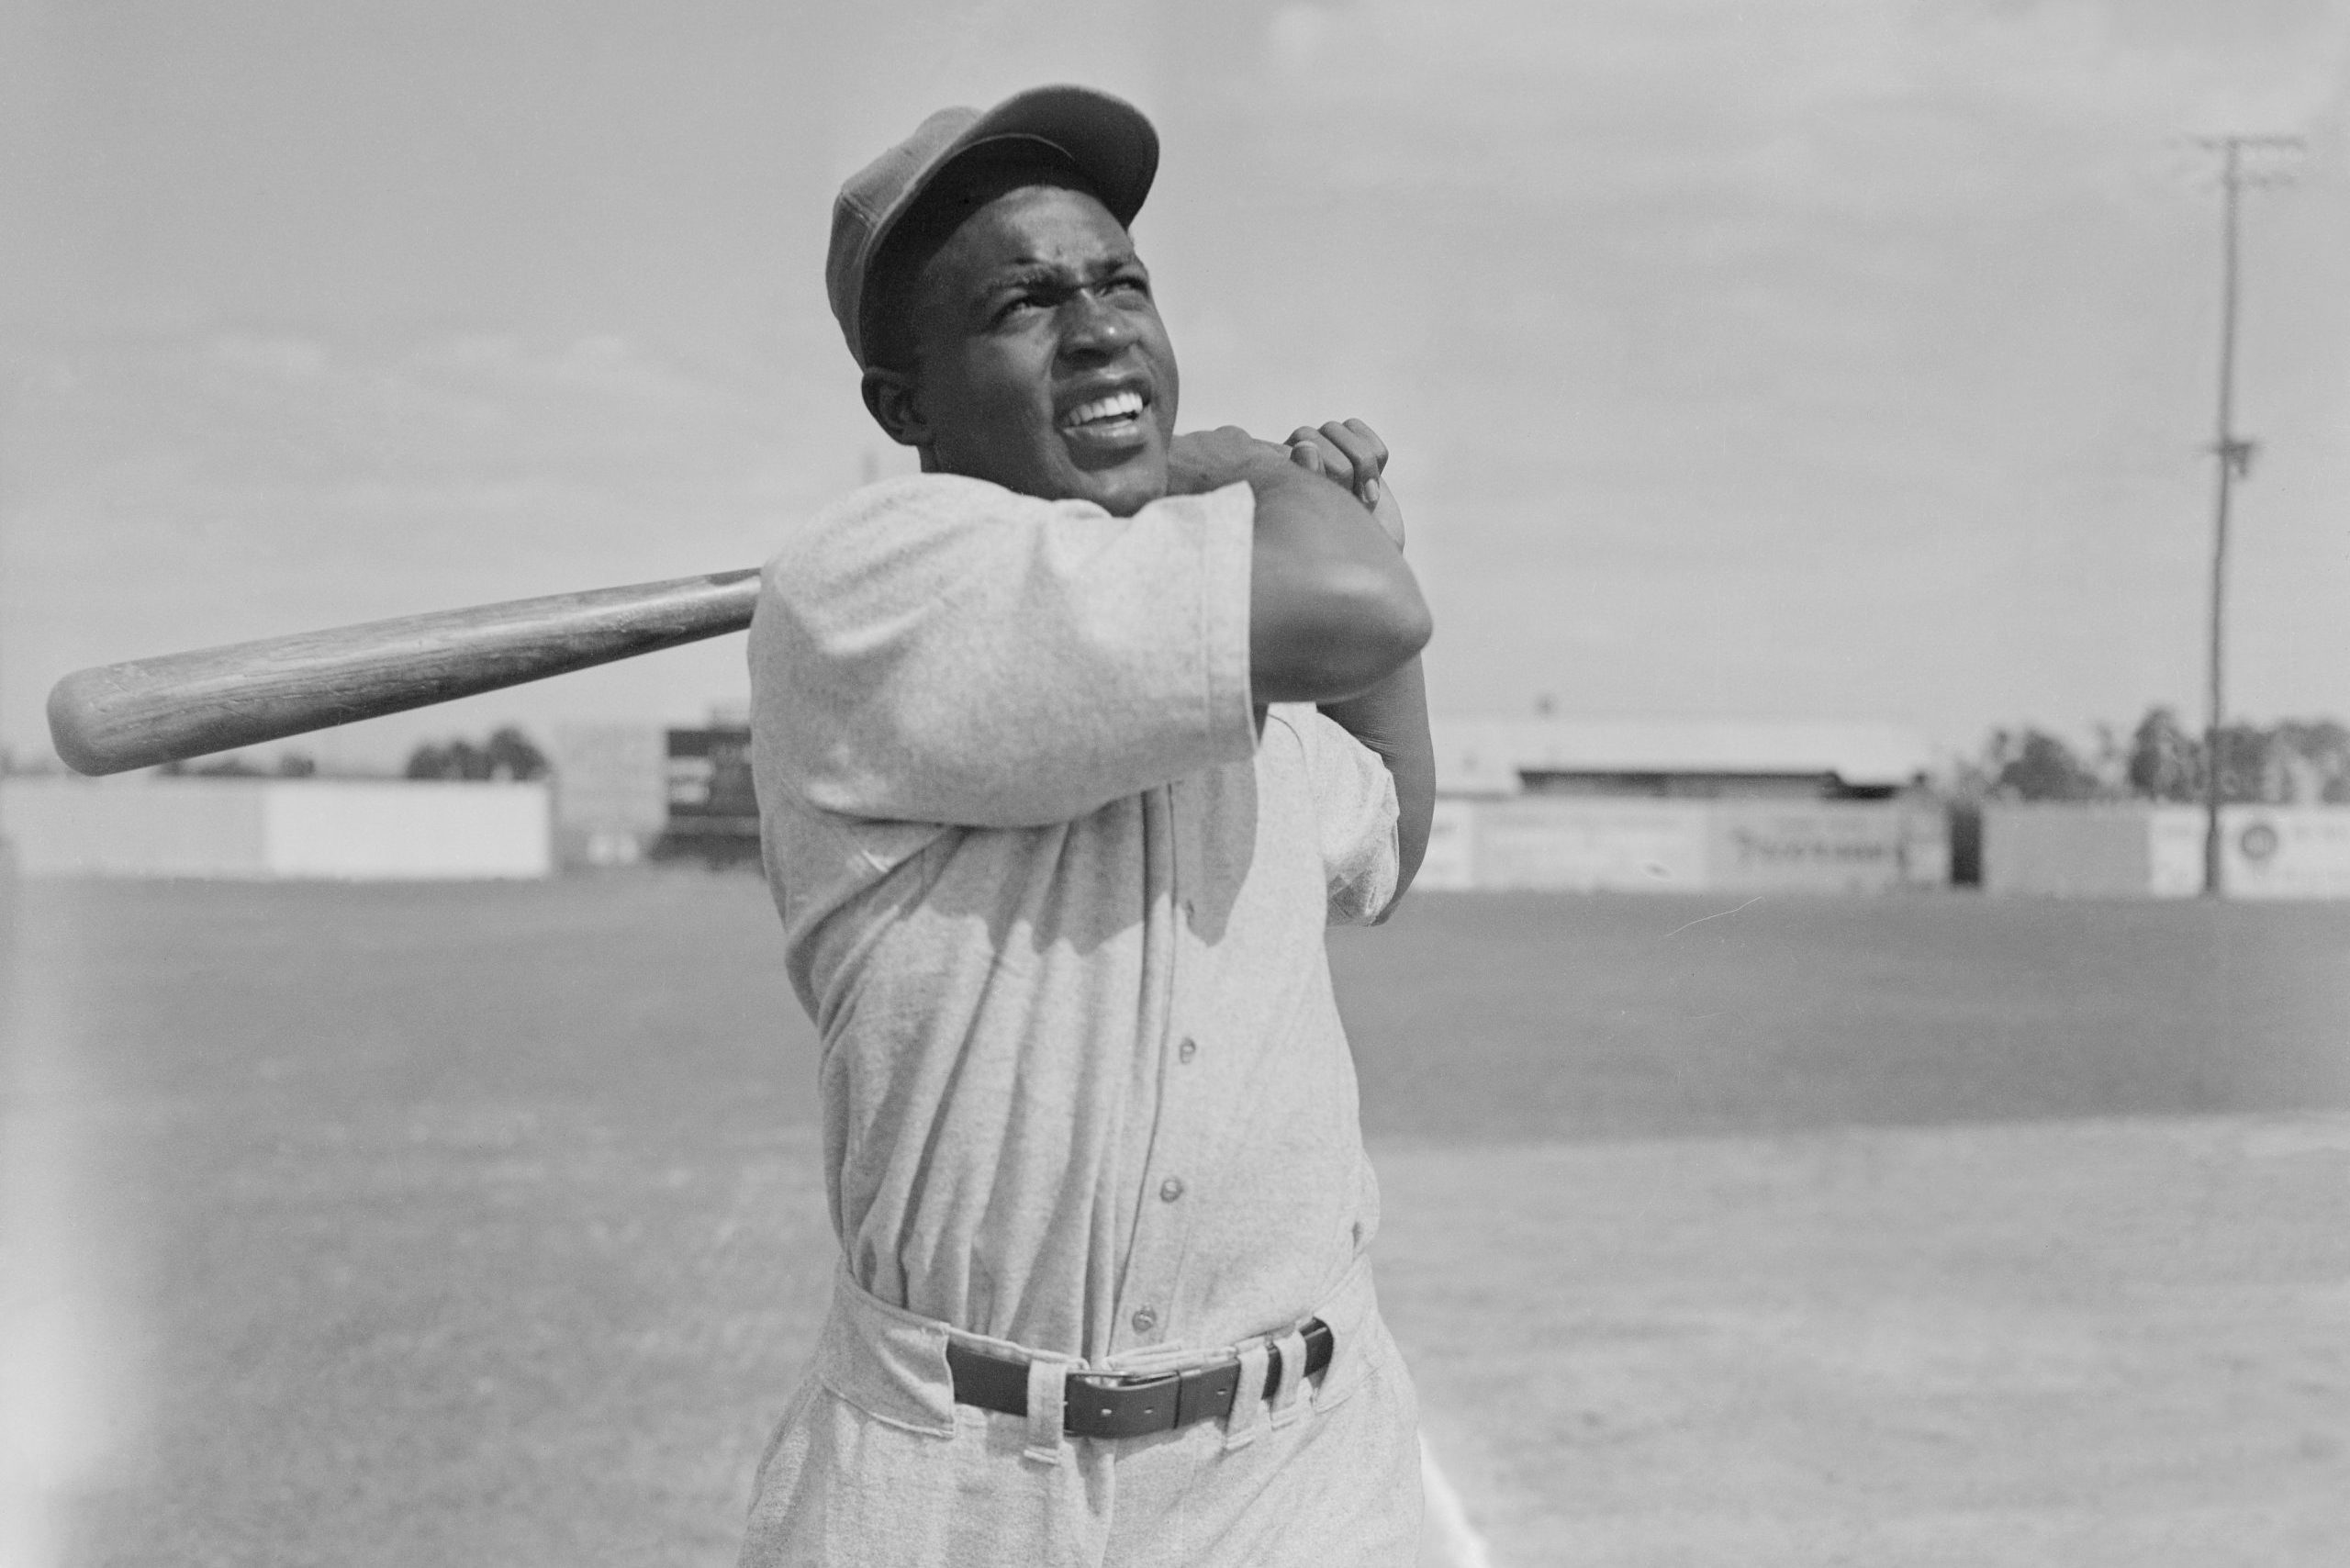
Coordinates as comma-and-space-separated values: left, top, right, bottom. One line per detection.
2, 0, 2345, 771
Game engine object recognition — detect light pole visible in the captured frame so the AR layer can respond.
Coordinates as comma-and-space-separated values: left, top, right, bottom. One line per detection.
2196, 134, 2299, 897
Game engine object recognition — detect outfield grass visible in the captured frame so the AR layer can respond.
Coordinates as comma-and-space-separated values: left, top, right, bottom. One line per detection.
5, 875, 2344, 1565
1335, 889, 2350, 1141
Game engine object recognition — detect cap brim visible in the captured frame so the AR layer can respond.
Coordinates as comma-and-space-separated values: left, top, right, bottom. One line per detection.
944, 84, 1158, 229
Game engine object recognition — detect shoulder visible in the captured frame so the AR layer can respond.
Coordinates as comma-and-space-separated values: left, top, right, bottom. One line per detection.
758, 476, 1251, 613
764, 473, 1069, 571
755, 476, 1087, 621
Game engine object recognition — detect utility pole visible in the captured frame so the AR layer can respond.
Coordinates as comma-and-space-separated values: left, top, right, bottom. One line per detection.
2196, 134, 2300, 897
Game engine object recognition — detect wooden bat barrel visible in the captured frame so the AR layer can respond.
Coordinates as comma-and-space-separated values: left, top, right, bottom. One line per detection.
46, 568, 762, 777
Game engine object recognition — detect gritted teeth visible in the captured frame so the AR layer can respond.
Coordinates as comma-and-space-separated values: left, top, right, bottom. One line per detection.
1060, 389, 1147, 429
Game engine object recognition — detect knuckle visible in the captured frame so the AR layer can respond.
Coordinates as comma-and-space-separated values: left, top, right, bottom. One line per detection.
1340, 418, 1389, 466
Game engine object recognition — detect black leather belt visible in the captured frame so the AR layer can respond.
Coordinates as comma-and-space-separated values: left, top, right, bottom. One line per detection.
946, 1319, 1335, 1440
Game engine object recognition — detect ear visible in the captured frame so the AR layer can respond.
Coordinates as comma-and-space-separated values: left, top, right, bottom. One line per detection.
861, 367, 930, 449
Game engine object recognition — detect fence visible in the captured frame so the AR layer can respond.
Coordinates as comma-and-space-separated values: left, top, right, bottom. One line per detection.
2, 776, 553, 880
1982, 802, 2350, 900
1416, 797, 1947, 893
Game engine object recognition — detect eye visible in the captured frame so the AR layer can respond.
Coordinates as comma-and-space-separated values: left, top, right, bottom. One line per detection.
992, 292, 1048, 324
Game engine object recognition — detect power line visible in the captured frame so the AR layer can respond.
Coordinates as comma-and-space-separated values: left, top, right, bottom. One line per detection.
2193, 133, 2300, 898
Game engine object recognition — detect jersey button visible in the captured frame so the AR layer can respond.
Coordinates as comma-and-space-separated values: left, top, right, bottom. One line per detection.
1158, 1176, 1185, 1203
1178, 1037, 1197, 1064
1130, 1305, 1158, 1333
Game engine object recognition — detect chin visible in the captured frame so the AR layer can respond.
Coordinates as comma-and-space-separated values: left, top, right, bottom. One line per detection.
1089, 477, 1163, 516
1073, 455, 1168, 517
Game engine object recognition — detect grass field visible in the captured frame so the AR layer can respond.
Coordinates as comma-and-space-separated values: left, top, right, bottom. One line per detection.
4, 874, 2346, 1566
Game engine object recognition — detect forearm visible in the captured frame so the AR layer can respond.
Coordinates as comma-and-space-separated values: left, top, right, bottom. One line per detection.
1319, 655, 1434, 912
1241, 460, 1429, 703
1165, 425, 1419, 700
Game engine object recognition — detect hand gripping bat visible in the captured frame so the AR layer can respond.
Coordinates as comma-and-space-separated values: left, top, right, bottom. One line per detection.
44, 569, 760, 776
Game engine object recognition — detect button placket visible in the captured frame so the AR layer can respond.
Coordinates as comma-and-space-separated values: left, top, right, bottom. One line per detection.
1120, 782, 1207, 1359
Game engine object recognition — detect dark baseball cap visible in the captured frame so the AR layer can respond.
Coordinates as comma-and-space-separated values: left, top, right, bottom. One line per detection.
826, 84, 1160, 369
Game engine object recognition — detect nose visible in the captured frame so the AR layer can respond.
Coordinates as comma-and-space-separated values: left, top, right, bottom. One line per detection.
1058, 287, 1136, 361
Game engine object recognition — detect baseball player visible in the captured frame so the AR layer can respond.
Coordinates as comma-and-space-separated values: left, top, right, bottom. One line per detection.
741, 84, 1435, 1566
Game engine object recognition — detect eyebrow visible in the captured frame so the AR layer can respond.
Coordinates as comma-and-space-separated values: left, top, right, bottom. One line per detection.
972, 253, 1145, 295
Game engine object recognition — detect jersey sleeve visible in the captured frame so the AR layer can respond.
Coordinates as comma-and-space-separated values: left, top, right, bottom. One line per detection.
1275, 704, 1402, 925
748, 474, 1258, 828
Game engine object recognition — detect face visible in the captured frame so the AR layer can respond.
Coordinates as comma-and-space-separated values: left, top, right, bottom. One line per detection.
870, 182, 1180, 516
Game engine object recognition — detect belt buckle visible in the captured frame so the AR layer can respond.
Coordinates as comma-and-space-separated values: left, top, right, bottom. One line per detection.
1066, 1368, 1182, 1439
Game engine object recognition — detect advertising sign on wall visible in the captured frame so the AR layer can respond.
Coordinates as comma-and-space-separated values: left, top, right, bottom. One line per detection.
1408, 798, 1946, 894
549, 723, 667, 866
2221, 808, 2350, 901
1468, 800, 1710, 891
1706, 802, 1922, 893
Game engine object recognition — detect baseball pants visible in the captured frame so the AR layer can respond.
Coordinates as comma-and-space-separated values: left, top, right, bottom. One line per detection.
737, 1255, 1424, 1567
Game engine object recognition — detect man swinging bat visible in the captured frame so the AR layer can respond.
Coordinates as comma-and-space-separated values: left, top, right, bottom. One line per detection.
36, 73, 1435, 1567
737, 85, 1436, 1565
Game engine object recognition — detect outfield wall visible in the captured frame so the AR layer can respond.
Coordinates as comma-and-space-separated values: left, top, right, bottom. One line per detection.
2, 776, 553, 879
547, 723, 667, 868
1416, 798, 1947, 893
1982, 803, 2350, 900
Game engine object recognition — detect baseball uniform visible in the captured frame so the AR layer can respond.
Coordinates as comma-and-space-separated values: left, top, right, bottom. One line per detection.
738, 471, 1424, 1565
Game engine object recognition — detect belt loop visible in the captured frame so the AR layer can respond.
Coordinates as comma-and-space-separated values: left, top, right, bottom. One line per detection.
1266, 1327, 1309, 1430
1222, 1340, 1271, 1450
1022, 1355, 1069, 1466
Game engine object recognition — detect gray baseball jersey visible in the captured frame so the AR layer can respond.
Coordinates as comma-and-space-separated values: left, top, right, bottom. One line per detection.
738, 473, 1423, 1562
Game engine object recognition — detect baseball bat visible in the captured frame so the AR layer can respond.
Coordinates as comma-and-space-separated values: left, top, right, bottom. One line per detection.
46, 568, 761, 777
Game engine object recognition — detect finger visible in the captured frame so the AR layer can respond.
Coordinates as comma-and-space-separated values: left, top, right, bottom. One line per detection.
1284, 426, 1340, 482
1319, 420, 1386, 480
1315, 420, 1383, 507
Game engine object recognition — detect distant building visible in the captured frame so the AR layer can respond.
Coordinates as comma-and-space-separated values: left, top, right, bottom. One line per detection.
1433, 717, 1936, 801
657, 723, 760, 866
1420, 717, 1944, 894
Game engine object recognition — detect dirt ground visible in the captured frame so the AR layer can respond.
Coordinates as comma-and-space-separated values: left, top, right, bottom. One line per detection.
1381, 1116, 2350, 1566
4, 875, 2345, 1565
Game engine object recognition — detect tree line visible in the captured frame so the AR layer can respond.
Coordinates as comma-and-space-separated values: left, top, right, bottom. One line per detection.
1963, 707, 2350, 804
403, 726, 550, 781
150, 725, 551, 781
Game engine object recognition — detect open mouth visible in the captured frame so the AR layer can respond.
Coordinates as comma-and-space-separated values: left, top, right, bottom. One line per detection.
1058, 388, 1151, 450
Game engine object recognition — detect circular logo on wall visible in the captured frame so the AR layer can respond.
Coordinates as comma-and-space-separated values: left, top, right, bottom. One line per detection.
2237, 820, 2280, 863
